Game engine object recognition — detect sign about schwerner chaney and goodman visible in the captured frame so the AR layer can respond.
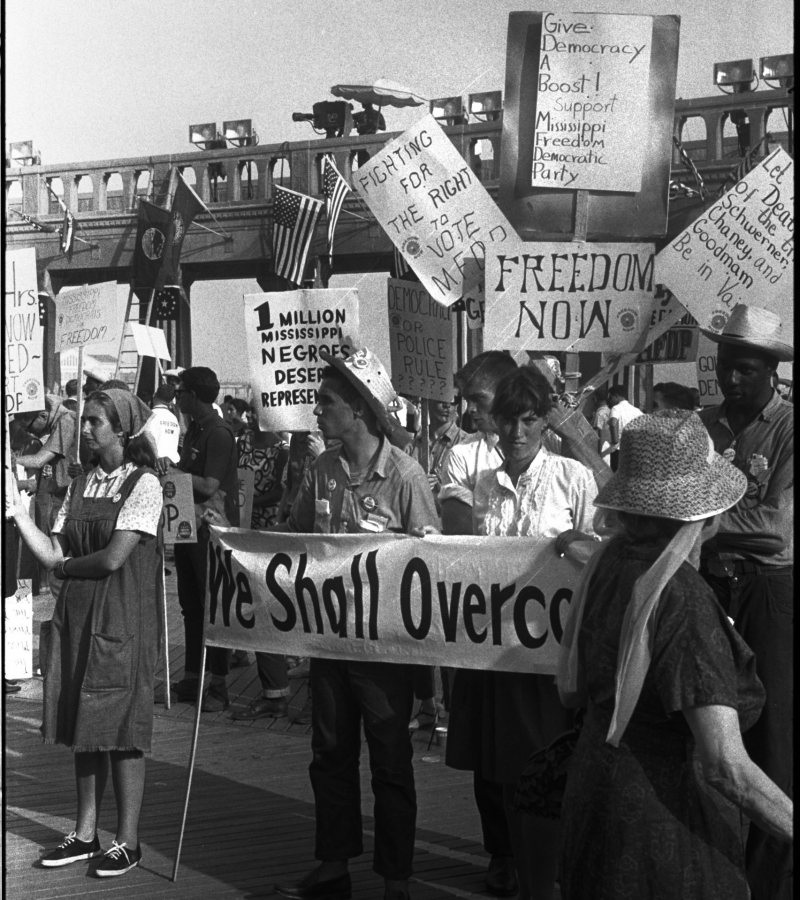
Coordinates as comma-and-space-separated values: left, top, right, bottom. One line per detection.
204, 529, 587, 674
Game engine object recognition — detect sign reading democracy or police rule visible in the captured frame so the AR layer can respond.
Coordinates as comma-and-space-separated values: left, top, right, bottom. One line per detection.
485, 241, 660, 353
204, 529, 587, 674
54, 281, 126, 355
533, 11, 653, 192
160, 471, 196, 545
354, 115, 515, 307
388, 279, 454, 402
5, 248, 45, 415
656, 148, 794, 334
244, 289, 360, 431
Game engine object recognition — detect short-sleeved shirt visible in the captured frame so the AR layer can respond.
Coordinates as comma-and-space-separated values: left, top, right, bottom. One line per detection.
179, 410, 240, 527
608, 399, 643, 450
438, 432, 502, 532
700, 390, 793, 567
476, 448, 598, 538
140, 405, 181, 464
53, 462, 162, 535
39, 406, 76, 496
411, 419, 468, 478
287, 436, 438, 535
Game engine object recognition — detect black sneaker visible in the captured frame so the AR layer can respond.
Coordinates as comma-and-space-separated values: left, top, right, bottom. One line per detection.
40, 831, 102, 867
95, 840, 141, 877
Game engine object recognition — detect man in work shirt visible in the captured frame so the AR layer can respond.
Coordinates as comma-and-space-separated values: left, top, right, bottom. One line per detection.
698, 305, 794, 900
274, 347, 437, 900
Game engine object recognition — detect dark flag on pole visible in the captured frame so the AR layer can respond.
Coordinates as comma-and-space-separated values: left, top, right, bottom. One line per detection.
132, 200, 172, 290
272, 185, 323, 286
61, 208, 75, 256
321, 154, 350, 264
161, 172, 207, 286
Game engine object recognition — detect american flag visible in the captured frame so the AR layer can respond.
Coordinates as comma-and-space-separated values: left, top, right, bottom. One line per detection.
11, 211, 58, 233
321, 155, 350, 264
394, 246, 412, 279
154, 287, 180, 321
671, 136, 705, 200
272, 186, 323, 286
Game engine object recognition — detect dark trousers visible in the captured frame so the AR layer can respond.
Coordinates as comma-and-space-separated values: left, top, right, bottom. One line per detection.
174, 538, 229, 678
256, 652, 288, 695
309, 657, 416, 879
702, 564, 793, 900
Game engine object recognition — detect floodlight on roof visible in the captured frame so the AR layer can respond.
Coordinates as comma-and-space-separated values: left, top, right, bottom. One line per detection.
760, 54, 794, 89
8, 140, 40, 166
189, 122, 220, 149
713, 59, 755, 93
222, 119, 258, 147
468, 91, 502, 122
430, 96, 466, 125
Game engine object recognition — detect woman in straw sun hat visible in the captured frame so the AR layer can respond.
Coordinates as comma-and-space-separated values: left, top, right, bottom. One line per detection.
556, 410, 792, 900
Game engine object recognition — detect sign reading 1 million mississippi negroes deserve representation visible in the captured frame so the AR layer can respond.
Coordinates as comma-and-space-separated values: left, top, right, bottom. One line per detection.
533, 10, 653, 192
387, 279, 454, 402
4, 247, 45, 415
54, 281, 125, 355
245, 289, 360, 431
655, 147, 794, 334
354, 115, 516, 308
485, 241, 658, 354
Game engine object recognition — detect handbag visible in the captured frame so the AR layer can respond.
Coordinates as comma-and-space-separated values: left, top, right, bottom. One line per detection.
513, 714, 583, 819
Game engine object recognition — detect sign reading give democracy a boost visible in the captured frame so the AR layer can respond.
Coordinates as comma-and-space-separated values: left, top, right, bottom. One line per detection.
244, 289, 360, 431
354, 115, 516, 307
204, 528, 588, 674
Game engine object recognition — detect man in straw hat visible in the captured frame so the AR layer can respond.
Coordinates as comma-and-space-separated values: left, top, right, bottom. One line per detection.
697, 303, 793, 900
274, 347, 438, 900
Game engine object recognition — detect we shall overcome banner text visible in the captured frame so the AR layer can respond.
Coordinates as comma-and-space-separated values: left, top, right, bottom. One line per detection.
205, 529, 585, 674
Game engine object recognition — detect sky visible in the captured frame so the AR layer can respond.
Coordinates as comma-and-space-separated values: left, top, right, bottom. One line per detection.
5, 0, 794, 166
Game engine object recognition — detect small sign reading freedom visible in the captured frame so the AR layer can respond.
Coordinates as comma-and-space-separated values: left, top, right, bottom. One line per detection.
533, 11, 653, 192
54, 281, 125, 355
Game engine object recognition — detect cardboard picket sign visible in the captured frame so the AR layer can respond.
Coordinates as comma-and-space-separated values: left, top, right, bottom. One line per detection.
160, 471, 197, 545
237, 468, 255, 530
129, 323, 172, 360
532, 11, 654, 193
4, 581, 33, 680
695, 332, 723, 408
5, 247, 45, 415
353, 115, 516, 307
244, 289, 360, 431
387, 279, 455, 401
54, 281, 126, 355
656, 148, 794, 334
204, 528, 590, 675
486, 240, 666, 355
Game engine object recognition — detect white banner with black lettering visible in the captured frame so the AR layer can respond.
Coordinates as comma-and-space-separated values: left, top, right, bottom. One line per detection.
204, 528, 591, 674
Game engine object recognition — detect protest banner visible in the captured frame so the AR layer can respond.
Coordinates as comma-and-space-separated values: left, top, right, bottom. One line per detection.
54, 281, 126, 356
5, 248, 45, 415
388, 279, 454, 401
655, 148, 794, 332
695, 332, 722, 407
634, 308, 698, 364
485, 240, 666, 355
244, 289, 360, 431
4, 581, 33, 680
129, 323, 171, 361
237, 468, 255, 530
160, 471, 197, 545
532, 11, 653, 193
204, 528, 588, 675
353, 115, 516, 307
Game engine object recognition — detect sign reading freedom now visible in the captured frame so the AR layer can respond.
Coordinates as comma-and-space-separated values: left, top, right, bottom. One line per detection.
204, 528, 587, 674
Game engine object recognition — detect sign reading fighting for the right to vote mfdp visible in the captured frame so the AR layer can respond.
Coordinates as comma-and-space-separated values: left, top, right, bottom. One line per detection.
204, 529, 590, 675
244, 289, 360, 431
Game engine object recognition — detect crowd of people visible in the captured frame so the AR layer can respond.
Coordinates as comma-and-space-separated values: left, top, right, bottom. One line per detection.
5, 302, 793, 898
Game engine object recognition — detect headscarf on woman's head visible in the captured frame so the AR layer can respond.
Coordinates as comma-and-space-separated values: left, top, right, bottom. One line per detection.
102, 388, 152, 437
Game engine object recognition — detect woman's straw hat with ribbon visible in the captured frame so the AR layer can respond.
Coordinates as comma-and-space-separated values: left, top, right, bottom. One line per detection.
320, 347, 412, 448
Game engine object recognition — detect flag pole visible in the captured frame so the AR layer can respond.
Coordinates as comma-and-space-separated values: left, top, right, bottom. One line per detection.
114, 284, 136, 380
74, 346, 85, 466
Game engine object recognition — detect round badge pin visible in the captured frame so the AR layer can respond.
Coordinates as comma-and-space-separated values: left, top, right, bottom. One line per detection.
327, 479, 337, 492
361, 495, 377, 512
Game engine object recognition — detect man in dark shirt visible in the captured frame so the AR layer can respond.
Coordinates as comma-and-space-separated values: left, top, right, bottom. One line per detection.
698, 304, 793, 900
171, 366, 239, 712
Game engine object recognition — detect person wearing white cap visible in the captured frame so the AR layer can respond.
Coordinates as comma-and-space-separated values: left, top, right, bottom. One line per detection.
556, 410, 792, 899
274, 347, 438, 900
697, 304, 794, 900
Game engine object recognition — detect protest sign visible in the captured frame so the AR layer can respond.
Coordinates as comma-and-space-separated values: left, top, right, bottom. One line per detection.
5, 248, 45, 415
54, 281, 126, 355
353, 115, 515, 307
695, 332, 722, 407
485, 241, 663, 354
204, 528, 588, 675
634, 308, 698, 364
244, 289, 360, 431
160, 471, 196, 545
237, 468, 255, 530
533, 11, 653, 192
388, 279, 454, 401
4, 581, 33, 680
129, 323, 171, 360
656, 148, 794, 333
